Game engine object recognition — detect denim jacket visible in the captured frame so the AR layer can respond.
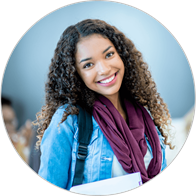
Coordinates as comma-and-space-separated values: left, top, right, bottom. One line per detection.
38, 105, 167, 190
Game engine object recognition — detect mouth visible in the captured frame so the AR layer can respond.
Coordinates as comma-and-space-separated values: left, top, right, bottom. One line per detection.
97, 71, 118, 86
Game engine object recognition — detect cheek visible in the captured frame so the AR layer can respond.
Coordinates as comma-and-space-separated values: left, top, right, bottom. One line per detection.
77, 69, 91, 85
122, 64, 125, 75
80, 72, 88, 82
80, 71, 95, 85
121, 59, 125, 71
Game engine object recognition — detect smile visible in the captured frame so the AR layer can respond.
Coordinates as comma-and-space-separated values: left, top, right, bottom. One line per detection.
97, 72, 118, 86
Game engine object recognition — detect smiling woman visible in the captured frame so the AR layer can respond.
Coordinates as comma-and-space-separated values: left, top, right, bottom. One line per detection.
35, 19, 172, 192
75, 34, 125, 105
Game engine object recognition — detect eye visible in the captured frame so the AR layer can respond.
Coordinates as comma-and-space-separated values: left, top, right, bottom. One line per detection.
83, 62, 93, 69
106, 52, 114, 59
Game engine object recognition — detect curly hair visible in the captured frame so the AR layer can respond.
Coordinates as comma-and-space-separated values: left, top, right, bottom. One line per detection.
35, 19, 173, 149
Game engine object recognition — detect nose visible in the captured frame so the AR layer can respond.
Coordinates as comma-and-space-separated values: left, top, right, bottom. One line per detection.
96, 60, 111, 75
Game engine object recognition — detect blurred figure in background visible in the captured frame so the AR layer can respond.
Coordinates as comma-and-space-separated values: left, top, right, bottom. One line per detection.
1, 96, 33, 164
28, 127, 41, 173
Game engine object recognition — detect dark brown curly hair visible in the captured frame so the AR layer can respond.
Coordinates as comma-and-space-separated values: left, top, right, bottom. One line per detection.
35, 19, 173, 149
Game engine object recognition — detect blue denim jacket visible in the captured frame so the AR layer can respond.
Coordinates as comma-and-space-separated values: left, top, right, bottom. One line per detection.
38, 105, 167, 190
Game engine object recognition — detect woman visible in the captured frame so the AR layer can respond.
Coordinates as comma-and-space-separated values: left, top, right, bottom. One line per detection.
36, 19, 173, 190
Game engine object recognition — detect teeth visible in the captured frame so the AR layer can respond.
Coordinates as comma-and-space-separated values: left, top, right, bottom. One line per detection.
99, 74, 115, 84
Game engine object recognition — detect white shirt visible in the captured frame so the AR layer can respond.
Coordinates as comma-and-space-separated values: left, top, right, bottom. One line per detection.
112, 147, 152, 177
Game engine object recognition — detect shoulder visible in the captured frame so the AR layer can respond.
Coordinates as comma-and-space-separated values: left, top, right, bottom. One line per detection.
51, 104, 77, 124
40, 104, 78, 146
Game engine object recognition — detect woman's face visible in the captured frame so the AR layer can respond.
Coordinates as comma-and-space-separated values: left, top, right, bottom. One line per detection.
75, 34, 125, 99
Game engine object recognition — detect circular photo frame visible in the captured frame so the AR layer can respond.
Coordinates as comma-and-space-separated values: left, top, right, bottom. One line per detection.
1, 1, 195, 196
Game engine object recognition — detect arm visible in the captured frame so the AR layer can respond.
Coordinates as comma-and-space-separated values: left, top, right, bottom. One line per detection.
38, 107, 76, 189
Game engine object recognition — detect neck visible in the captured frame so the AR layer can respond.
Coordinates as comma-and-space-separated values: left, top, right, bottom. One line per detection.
104, 92, 126, 121
104, 92, 120, 109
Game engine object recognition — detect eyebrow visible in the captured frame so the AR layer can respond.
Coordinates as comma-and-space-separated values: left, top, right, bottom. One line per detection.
102, 46, 112, 54
79, 46, 113, 64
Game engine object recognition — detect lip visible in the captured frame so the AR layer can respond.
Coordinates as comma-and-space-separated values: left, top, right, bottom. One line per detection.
98, 72, 116, 82
97, 72, 118, 87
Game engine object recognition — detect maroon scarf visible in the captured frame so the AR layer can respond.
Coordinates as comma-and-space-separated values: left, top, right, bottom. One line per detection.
93, 96, 162, 183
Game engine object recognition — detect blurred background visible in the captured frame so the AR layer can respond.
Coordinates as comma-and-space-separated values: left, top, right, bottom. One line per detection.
1, 1, 195, 172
